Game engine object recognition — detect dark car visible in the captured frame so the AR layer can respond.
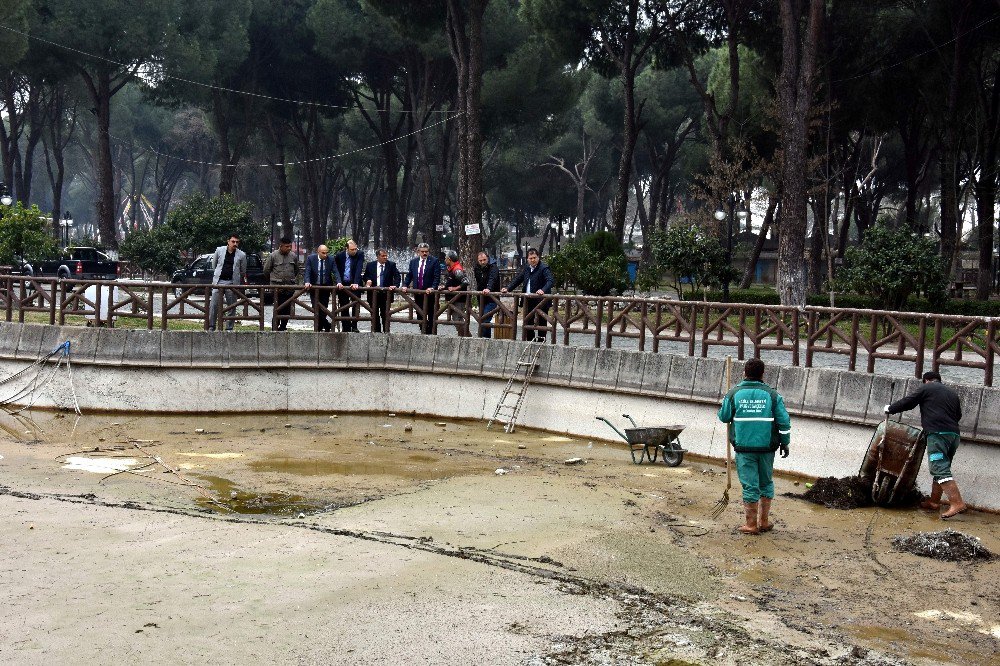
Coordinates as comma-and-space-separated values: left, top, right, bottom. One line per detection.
171, 253, 268, 301
31, 247, 119, 281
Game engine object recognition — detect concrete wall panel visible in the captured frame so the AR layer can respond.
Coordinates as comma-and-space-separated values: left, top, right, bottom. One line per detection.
14, 323, 45, 361
480, 338, 509, 377
125, 330, 163, 367
801, 368, 840, 418
317, 333, 349, 368
383, 334, 412, 370
868, 375, 902, 423
258, 332, 290, 368
543, 345, 576, 386
457, 338, 487, 376
161, 332, 193, 366
775, 366, 808, 412
0, 322, 20, 357
616, 351, 644, 392
833, 372, 874, 421
638, 353, 672, 396
591, 349, 623, 392
94, 328, 127, 366
408, 335, 437, 371
432, 336, 462, 373
974, 388, 1000, 441
366, 333, 389, 368
570, 347, 599, 388
692, 357, 726, 402
664, 355, 695, 399
59, 326, 100, 365
287, 332, 319, 368
192, 333, 230, 368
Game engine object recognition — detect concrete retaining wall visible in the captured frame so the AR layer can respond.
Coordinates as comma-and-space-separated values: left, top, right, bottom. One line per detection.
1, 322, 998, 510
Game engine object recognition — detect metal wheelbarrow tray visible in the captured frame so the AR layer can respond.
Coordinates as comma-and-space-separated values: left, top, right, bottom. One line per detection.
858, 419, 926, 506
596, 414, 687, 467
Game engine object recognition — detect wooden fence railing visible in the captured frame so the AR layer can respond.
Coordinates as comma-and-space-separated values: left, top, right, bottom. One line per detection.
2, 275, 997, 385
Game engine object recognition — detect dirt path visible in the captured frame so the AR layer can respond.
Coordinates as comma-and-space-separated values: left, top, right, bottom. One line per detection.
1, 411, 997, 665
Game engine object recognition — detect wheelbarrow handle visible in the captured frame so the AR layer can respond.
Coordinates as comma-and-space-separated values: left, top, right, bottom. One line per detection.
621, 413, 639, 428
596, 416, 628, 442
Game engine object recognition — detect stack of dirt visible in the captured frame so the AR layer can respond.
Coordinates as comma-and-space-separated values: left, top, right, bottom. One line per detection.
791, 476, 875, 510
891, 530, 994, 562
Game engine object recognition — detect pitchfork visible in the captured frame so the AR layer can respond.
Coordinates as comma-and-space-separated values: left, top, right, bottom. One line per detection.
710, 356, 734, 519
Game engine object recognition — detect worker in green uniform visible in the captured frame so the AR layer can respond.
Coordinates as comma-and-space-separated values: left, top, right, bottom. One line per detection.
717, 358, 792, 534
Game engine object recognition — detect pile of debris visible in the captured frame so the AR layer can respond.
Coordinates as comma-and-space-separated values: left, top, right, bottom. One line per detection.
891, 529, 993, 562
794, 476, 875, 510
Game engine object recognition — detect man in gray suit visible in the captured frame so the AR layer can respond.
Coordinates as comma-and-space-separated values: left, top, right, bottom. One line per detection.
209, 234, 248, 331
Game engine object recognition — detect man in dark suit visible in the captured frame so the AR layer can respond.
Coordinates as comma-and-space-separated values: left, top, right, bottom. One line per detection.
304, 244, 341, 331
334, 240, 365, 332
362, 248, 401, 333
502, 246, 554, 341
401, 242, 441, 334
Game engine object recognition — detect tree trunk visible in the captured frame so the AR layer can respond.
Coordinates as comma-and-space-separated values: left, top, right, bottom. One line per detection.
740, 195, 778, 288
92, 70, 119, 248
775, 0, 823, 306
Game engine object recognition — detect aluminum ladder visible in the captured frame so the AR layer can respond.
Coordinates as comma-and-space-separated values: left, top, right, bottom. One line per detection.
486, 344, 543, 433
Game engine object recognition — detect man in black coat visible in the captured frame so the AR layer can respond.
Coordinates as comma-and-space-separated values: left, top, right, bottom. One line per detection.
334, 240, 365, 332
886, 371, 967, 518
474, 251, 501, 338
502, 247, 554, 342
362, 248, 401, 333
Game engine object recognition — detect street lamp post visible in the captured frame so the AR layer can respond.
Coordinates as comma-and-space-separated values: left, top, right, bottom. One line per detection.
60, 211, 74, 247
714, 195, 749, 302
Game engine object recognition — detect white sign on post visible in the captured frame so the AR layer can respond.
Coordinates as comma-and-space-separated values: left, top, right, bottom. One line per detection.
464, 223, 481, 236
435, 224, 444, 231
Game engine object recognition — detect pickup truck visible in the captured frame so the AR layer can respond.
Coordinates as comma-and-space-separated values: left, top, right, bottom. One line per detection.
28, 247, 119, 281
170, 253, 268, 301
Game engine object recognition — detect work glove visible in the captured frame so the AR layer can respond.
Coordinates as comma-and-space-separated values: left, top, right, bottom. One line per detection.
883, 404, 891, 414
779, 444, 789, 459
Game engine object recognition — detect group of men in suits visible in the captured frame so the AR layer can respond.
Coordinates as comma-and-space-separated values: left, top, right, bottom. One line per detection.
258, 238, 555, 338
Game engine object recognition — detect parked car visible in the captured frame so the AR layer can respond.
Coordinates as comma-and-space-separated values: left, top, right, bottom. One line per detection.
29, 247, 119, 281
170, 253, 268, 301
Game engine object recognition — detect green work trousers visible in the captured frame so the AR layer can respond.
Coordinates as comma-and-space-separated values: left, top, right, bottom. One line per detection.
735, 450, 776, 503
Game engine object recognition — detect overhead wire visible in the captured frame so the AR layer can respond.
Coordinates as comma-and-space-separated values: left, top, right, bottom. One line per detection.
0, 23, 457, 116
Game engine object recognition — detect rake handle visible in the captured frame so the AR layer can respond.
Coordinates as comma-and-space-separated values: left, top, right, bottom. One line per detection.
724, 356, 733, 491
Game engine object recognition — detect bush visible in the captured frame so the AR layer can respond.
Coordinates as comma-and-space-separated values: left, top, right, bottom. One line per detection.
834, 224, 947, 310
120, 194, 267, 274
0, 203, 59, 264
648, 225, 728, 298
548, 232, 629, 296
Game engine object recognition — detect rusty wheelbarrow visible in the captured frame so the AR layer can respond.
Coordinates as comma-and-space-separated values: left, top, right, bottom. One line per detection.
596, 414, 686, 467
858, 416, 926, 507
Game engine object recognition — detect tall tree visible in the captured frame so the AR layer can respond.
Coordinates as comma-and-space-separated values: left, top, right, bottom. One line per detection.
33, 0, 179, 247
774, 0, 823, 306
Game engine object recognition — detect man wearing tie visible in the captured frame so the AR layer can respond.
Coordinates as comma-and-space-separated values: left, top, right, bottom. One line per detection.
334, 240, 365, 332
304, 244, 341, 332
401, 242, 441, 334
363, 248, 401, 333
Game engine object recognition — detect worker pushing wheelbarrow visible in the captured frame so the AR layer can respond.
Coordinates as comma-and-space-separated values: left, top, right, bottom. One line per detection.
596, 414, 686, 467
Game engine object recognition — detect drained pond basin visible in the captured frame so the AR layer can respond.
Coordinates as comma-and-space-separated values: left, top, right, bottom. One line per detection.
1, 411, 998, 665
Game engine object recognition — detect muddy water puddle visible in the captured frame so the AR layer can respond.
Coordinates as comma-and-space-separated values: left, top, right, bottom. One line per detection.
11, 412, 583, 516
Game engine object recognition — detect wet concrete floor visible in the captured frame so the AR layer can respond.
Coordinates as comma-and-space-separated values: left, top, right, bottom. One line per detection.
1, 410, 998, 665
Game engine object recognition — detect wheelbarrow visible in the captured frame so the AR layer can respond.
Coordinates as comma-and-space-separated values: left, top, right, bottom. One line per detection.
596, 414, 686, 467
858, 416, 926, 507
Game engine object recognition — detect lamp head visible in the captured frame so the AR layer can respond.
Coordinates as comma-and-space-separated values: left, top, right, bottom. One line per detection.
713, 209, 726, 222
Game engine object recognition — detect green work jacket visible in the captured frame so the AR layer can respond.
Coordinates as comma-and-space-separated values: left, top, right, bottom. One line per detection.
717, 380, 792, 453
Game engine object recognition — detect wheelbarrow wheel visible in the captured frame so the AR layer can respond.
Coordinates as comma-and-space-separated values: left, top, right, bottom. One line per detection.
630, 445, 645, 464
660, 439, 684, 467
873, 473, 896, 506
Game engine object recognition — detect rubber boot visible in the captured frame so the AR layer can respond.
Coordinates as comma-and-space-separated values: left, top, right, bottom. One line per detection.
758, 497, 773, 533
739, 502, 759, 534
939, 481, 968, 519
919, 481, 948, 511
